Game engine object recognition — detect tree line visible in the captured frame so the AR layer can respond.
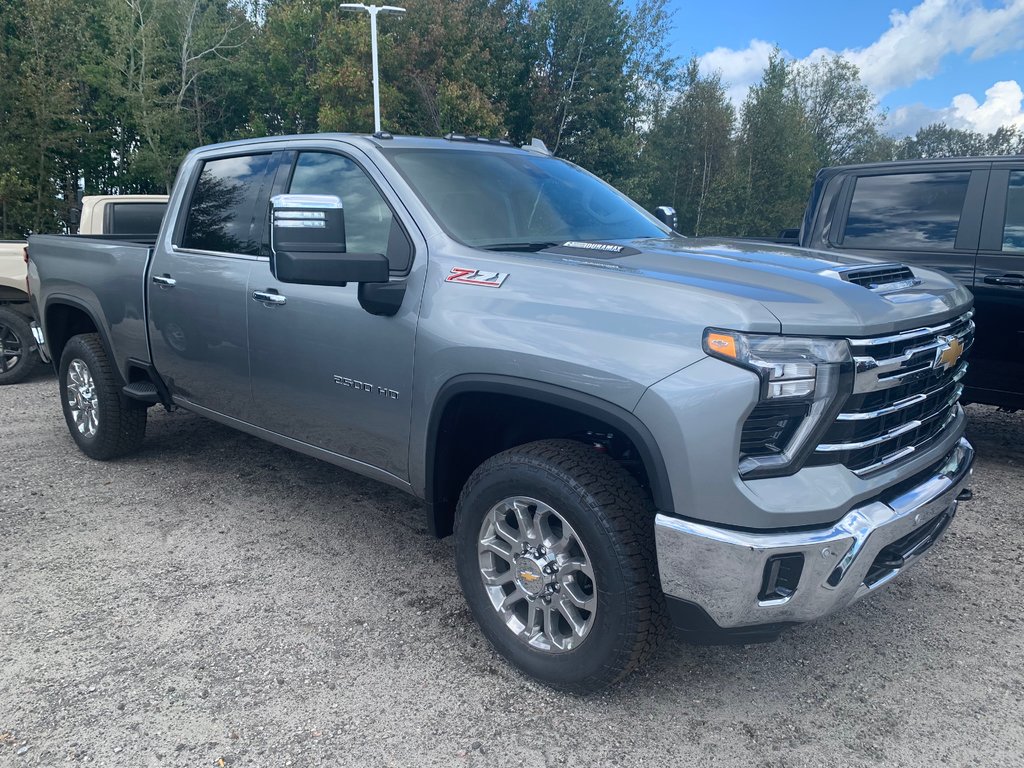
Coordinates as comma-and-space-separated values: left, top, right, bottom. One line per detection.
1, 0, 1022, 239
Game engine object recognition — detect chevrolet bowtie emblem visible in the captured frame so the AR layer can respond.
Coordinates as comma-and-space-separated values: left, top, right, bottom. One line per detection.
937, 336, 964, 371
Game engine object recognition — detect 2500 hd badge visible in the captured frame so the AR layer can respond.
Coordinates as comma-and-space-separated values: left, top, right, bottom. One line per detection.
334, 374, 399, 400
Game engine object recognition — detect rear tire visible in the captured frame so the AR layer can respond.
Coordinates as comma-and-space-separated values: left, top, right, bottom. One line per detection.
59, 333, 147, 460
454, 439, 665, 694
0, 307, 40, 385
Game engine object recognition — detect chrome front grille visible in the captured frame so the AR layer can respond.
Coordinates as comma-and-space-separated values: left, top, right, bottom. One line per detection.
809, 311, 974, 476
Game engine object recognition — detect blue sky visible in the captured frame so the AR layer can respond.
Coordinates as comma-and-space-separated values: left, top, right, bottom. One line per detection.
660, 0, 1024, 136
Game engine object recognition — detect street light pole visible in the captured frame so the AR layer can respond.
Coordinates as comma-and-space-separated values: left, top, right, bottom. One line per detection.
338, 3, 406, 133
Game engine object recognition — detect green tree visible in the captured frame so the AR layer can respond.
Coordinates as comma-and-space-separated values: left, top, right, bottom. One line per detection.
984, 125, 1024, 155
102, 0, 253, 190
640, 58, 734, 235
732, 51, 816, 237
243, 0, 327, 135
0, 0, 90, 232
388, 0, 530, 136
896, 124, 987, 159
794, 55, 886, 166
529, 0, 636, 185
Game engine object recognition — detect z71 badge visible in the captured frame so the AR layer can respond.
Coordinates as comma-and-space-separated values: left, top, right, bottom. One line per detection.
445, 267, 509, 288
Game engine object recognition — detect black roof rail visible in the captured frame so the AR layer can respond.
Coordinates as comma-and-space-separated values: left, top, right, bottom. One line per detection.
442, 132, 515, 147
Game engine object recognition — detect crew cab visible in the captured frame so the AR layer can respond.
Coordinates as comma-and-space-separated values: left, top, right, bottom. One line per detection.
28, 134, 975, 692
0, 194, 167, 384
792, 157, 1024, 410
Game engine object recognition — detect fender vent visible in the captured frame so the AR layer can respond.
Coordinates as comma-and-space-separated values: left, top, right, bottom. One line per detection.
836, 263, 919, 291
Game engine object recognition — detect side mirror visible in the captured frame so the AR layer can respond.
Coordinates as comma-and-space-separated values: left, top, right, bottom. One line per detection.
270, 194, 389, 285
67, 205, 81, 234
68, 188, 83, 234
654, 205, 677, 231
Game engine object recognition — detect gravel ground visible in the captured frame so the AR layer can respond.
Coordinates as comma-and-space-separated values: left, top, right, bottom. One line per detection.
1, 370, 1022, 767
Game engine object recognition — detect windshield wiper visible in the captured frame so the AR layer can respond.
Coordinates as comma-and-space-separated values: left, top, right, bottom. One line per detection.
480, 241, 561, 252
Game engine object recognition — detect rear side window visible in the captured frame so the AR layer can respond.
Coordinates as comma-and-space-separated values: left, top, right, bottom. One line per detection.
181, 154, 272, 254
1004, 171, 1024, 252
108, 202, 166, 235
842, 172, 971, 251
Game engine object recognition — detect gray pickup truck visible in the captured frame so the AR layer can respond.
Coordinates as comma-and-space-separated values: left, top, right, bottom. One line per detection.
28, 134, 976, 692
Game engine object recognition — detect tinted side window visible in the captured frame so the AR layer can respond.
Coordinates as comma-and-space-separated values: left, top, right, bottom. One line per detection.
108, 202, 166, 235
182, 154, 272, 254
288, 153, 395, 259
1004, 171, 1024, 252
842, 172, 971, 251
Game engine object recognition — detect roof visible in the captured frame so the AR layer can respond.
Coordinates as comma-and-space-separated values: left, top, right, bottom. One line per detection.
191, 132, 537, 156
822, 154, 1024, 175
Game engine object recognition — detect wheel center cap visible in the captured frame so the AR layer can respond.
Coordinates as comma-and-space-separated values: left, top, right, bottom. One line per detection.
514, 556, 546, 596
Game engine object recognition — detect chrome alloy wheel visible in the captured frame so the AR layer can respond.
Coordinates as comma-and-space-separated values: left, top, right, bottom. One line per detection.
66, 359, 100, 437
477, 496, 597, 653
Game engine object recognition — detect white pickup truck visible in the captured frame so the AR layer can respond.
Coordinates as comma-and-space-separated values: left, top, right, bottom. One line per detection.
1, 195, 166, 383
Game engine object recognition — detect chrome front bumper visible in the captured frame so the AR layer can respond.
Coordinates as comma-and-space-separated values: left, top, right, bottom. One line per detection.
655, 437, 974, 632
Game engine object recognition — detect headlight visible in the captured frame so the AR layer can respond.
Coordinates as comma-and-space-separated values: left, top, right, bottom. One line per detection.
703, 329, 853, 478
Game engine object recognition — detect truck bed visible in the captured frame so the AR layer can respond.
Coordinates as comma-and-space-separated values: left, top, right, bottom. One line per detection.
27, 234, 154, 377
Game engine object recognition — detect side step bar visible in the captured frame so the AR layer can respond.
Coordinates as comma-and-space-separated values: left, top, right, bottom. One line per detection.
122, 380, 161, 404
121, 358, 173, 409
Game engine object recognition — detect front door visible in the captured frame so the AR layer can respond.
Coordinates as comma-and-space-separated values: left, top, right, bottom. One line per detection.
248, 149, 422, 480
148, 152, 276, 420
973, 166, 1024, 405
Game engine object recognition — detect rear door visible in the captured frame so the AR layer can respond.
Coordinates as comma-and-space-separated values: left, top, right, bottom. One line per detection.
827, 165, 988, 286
247, 146, 423, 480
149, 151, 278, 420
972, 163, 1024, 405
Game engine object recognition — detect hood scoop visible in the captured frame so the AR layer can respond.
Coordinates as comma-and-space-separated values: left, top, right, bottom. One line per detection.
824, 263, 922, 293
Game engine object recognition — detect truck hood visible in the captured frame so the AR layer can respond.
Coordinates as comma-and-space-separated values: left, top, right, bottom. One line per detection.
543, 236, 973, 337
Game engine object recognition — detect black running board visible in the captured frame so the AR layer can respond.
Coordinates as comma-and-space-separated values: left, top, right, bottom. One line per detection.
122, 380, 161, 404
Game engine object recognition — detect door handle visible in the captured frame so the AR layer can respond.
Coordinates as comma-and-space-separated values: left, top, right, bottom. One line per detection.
152, 274, 176, 287
252, 290, 287, 306
983, 274, 1024, 286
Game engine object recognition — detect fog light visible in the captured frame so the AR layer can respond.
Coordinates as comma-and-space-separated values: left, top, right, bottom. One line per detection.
759, 553, 805, 602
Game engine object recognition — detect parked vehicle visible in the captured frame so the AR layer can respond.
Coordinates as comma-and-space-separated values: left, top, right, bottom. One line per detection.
0, 195, 167, 384
791, 157, 1024, 410
28, 134, 975, 692
75, 194, 168, 238
0, 240, 35, 383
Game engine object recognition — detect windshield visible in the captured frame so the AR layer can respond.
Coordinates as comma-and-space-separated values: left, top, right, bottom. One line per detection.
382, 148, 668, 248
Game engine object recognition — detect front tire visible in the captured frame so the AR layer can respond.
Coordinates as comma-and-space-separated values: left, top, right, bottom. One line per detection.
0, 307, 40, 385
454, 439, 665, 693
59, 334, 147, 460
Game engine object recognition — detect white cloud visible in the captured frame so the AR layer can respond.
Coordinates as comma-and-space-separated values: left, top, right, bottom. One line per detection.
950, 80, 1024, 132
698, 39, 778, 106
890, 79, 1024, 135
697, 0, 1024, 132
842, 0, 1024, 95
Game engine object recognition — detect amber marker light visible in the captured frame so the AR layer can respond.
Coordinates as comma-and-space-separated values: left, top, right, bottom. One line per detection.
704, 331, 738, 359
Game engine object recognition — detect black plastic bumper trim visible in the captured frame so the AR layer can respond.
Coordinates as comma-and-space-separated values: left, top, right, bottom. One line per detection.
665, 596, 797, 646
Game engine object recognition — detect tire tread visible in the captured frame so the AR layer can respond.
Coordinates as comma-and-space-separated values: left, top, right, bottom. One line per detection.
455, 439, 667, 694
0, 306, 41, 385
60, 333, 146, 460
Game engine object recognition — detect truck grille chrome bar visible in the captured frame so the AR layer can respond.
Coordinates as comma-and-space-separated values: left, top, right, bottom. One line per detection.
809, 311, 973, 477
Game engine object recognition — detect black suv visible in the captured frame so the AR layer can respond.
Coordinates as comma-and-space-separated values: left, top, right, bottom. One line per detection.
793, 157, 1024, 410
